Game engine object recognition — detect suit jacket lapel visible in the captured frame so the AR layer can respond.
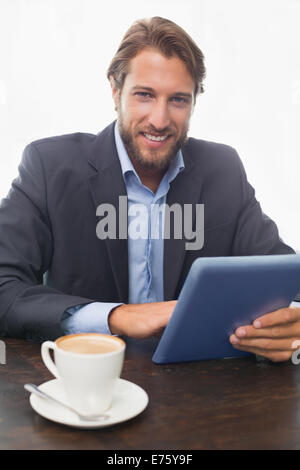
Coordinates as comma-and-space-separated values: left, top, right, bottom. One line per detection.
87, 122, 129, 302
164, 144, 203, 300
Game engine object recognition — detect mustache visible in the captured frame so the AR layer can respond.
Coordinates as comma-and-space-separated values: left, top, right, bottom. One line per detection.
138, 126, 174, 136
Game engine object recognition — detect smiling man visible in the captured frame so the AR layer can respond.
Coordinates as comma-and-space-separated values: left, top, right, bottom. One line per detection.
0, 17, 299, 362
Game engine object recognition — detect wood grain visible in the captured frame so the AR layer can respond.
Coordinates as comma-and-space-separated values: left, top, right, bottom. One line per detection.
0, 337, 300, 449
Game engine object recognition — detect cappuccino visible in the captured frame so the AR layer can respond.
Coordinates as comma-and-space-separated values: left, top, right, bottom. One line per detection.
56, 334, 123, 354
41, 333, 126, 414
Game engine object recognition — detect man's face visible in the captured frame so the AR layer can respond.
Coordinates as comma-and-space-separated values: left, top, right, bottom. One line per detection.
111, 48, 195, 171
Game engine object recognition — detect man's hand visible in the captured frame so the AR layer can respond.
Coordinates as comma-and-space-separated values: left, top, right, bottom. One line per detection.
229, 307, 300, 362
108, 301, 177, 339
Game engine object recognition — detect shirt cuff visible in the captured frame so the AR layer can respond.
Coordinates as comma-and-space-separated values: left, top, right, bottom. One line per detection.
61, 302, 123, 336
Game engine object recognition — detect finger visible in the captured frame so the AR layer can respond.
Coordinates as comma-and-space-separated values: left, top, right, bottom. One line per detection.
230, 334, 299, 351
231, 342, 293, 362
154, 327, 165, 338
252, 307, 300, 329
234, 322, 300, 339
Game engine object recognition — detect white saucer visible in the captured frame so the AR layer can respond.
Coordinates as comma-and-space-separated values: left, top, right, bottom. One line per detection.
29, 378, 149, 429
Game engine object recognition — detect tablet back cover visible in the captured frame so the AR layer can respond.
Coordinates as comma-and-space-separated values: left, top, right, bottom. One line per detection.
152, 255, 300, 364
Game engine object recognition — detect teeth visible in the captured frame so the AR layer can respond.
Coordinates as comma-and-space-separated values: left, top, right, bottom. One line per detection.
144, 133, 168, 142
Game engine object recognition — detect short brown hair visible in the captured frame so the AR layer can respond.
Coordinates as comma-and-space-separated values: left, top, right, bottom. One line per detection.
107, 16, 206, 98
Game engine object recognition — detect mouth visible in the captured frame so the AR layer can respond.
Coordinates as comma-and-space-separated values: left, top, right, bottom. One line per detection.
140, 132, 172, 148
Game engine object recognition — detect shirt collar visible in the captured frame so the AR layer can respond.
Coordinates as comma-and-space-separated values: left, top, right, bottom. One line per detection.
114, 121, 185, 186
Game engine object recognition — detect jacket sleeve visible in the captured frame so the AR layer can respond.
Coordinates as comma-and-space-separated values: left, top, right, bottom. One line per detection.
0, 143, 95, 342
232, 150, 295, 256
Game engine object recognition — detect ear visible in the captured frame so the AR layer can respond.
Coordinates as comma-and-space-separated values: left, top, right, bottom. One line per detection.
190, 100, 196, 115
109, 76, 120, 111
190, 93, 196, 116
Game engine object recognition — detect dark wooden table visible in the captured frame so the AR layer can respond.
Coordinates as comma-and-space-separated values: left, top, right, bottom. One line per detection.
1, 337, 300, 450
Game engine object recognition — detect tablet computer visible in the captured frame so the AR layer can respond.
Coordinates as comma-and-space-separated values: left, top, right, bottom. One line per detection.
152, 254, 300, 364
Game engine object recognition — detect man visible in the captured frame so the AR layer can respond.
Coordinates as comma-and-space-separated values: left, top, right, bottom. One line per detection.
0, 17, 299, 362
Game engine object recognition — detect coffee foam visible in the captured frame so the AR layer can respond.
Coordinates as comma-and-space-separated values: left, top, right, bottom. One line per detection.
57, 334, 123, 354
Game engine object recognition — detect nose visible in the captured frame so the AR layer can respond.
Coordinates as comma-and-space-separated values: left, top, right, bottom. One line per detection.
148, 98, 171, 131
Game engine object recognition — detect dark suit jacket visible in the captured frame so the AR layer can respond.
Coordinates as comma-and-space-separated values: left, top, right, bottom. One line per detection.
0, 121, 295, 341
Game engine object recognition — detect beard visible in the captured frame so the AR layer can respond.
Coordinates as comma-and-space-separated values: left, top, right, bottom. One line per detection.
117, 107, 189, 172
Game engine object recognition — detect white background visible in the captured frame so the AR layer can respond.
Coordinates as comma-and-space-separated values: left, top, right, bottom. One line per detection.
1, 0, 299, 250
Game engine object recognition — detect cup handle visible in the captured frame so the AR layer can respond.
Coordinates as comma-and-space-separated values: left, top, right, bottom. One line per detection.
41, 341, 59, 379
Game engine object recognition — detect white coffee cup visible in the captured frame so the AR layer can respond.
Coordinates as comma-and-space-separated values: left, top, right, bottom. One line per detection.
41, 333, 125, 415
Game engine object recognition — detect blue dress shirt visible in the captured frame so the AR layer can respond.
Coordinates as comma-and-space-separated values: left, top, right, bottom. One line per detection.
61, 122, 184, 335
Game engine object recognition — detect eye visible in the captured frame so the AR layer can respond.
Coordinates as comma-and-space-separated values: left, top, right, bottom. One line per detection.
171, 96, 189, 105
135, 92, 152, 100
